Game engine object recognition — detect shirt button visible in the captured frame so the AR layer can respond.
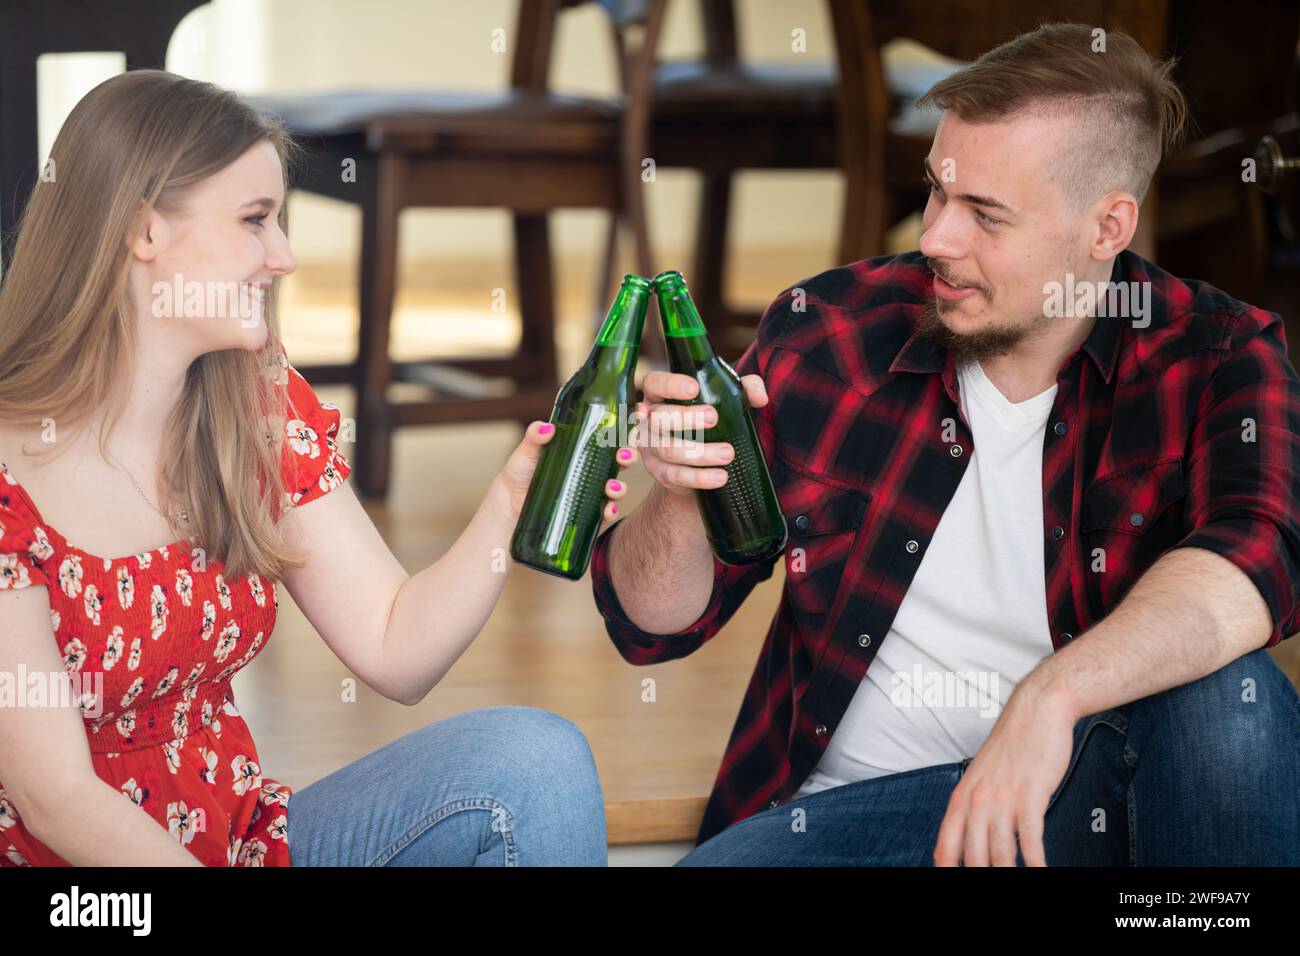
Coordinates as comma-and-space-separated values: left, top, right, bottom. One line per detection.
1053, 421, 1068, 436
794, 514, 809, 531
1060, 632, 1074, 643
768, 799, 780, 809
1051, 525, 1065, 541
815, 723, 828, 737
905, 539, 919, 553
858, 633, 872, 647
949, 444, 963, 458
1129, 513, 1144, 527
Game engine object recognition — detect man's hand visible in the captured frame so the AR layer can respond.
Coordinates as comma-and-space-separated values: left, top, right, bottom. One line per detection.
635, 370, 769, 499
933, 681, 1080, 866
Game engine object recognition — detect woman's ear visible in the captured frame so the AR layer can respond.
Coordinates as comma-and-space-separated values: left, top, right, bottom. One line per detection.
124, 199, 165, 262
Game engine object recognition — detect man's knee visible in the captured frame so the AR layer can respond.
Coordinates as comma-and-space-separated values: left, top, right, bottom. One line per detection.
1129, 648, 1300, 766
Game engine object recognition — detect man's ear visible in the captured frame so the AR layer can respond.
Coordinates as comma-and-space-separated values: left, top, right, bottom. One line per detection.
1090, 190, 1139, 259
124, 200, 165, 262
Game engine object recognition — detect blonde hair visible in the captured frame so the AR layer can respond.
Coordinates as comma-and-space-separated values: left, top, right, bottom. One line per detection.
917, 22, 1190, 210
0, 69, 308, 582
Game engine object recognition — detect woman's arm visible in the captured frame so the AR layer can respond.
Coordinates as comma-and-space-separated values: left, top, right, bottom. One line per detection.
33, 778, 206, 866
0, 585, 203, 866
279, 422, 636, 705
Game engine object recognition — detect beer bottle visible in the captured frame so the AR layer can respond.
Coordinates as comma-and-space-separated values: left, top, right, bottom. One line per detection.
510, 274, 651, 579
652, 270, 786, 565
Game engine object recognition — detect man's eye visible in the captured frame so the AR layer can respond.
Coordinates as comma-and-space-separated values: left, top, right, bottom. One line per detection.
923, 177, 942, 196
976, 209, 1002, 226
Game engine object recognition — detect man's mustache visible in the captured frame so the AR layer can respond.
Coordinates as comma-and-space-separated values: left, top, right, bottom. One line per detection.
926, 258, 988, 298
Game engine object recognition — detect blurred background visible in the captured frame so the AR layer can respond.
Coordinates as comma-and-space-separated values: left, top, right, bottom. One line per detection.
3, 0, 1298, 864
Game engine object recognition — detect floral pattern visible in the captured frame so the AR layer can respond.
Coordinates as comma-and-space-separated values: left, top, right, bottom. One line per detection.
0, 360, 350, 866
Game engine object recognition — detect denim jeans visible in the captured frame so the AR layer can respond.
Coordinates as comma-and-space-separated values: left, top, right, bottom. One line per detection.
677, 647, 1300, 866
285, 706, 607, 866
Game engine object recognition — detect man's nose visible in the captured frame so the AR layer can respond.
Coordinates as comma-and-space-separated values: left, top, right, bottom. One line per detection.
919, 203, 969, 262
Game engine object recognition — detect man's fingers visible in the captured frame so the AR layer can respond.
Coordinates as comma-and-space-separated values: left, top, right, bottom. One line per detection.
963, 802, 991, 867
989, 810, 1020, 867
933, 795, 968, 866
1017, 809, 1048, 867
741, 374, 770, 408
642, 370, 700, 404
646, 459, 729, 490
638, 402, 716, 435
653, 440, 734, 467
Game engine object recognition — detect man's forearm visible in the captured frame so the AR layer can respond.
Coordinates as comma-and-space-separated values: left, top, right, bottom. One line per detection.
609, 485, 715, 633
1023, 546, 1275, 722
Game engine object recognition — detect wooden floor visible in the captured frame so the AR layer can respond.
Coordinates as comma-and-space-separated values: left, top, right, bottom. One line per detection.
235, 243, 1300, 850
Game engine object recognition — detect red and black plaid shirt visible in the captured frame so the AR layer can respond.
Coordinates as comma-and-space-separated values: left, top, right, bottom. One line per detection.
589, 249, 1300, 846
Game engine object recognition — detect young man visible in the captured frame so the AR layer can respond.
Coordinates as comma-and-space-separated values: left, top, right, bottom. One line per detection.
589, 22, 1300, 866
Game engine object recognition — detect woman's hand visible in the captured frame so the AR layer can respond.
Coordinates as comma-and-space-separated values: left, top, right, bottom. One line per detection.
494, 421, 638, 523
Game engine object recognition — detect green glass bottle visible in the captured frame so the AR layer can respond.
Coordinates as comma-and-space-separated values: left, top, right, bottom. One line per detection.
652, 270, 786, 565
510, 274, 651, 580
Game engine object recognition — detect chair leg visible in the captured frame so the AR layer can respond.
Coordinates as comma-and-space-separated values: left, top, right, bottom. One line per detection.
513, 213, 560, 426
626, 202, 666, 368
691, 171, 755, 363
353, 155, 402, 498
594, 211, 619, 332
693, 171, 731, 322
839, 170, 888, 265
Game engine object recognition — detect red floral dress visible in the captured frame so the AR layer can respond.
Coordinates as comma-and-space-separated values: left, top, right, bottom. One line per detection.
0, 356, 350, 866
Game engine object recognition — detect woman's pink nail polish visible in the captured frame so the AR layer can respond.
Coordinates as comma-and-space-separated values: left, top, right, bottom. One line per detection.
619, 449, 631, 460
611, 504, 618, 514
610, 480, 622, 491
538, 423, 554, 435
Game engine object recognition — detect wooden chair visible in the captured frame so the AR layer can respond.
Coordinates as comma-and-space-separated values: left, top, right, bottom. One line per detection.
644, 0, 840, 360
0, 0, 206, 269
249, 0, 667, 498
1152, 0, 1299, 304
637, 0, 968, 362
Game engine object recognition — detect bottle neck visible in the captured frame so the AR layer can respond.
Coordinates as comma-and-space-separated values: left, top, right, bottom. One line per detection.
655, 282, 707, 339
655, 276, 713, 365
595, 280, 651, 348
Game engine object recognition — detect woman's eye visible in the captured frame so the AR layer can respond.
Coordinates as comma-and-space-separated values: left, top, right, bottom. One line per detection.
923, 177, 942, 197
245, 213, 269, 227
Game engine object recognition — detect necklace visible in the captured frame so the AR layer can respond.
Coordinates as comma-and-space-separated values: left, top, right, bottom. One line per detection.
103, 446, 190, 528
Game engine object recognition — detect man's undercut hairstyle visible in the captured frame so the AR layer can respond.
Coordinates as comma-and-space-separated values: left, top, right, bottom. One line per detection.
916, 21, 1189, 213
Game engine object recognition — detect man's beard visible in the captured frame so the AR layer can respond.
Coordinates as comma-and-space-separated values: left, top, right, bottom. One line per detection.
915, 295, 1050, 364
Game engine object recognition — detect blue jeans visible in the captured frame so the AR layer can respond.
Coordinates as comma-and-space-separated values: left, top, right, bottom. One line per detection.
285, 706, 607, 866
677, 648, 1300, 866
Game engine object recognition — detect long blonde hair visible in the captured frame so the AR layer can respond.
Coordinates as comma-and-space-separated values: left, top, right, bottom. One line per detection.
0, 69, 308, 582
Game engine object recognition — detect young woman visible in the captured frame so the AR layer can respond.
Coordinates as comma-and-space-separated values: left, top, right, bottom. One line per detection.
0, 69, 637, 867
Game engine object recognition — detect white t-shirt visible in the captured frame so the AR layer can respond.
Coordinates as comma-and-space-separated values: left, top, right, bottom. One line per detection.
794, 357, 1058, 797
